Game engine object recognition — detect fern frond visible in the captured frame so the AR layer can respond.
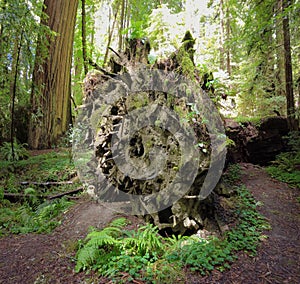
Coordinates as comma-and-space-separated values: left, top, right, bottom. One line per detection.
122, 236, 140, 251
122, 223, 164, 256
75, 245, 100, 272
109, 217, 128, 228
85, 232, 119, 248
86, 226, 122, 240
76, 220, 127, 272
138, 224, 164, 254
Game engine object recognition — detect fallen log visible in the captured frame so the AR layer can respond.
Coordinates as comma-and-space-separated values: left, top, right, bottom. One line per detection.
47, 187, 84, 200
225, 117, 289, 165
20, 181, 74, 186
4, 192, 46, 201
3, 187, 84, 202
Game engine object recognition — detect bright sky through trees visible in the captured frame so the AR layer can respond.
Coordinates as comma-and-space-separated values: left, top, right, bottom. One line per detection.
94, 0, 215, 63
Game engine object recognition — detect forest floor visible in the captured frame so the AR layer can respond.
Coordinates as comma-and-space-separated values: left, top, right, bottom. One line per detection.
0, 163, 299, 284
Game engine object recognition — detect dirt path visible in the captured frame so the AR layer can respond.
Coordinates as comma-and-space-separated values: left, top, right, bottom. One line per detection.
0, 199, 131, 283
198, 163, 300, 284
0, 163, 299, 284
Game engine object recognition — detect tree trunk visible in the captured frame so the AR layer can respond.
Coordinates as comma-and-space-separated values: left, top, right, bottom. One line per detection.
125, 0, 130, 39
28, 0, 79, 149
103, 5, 120, 67
282, 0, 298, 130
219, 0, 225, 70
81, 0, 88, 75
118, 0, 126, 51
10, 33, 23, 159
90, 3, 96, 57
275, 0, 286, 114
225, 6, 231, 76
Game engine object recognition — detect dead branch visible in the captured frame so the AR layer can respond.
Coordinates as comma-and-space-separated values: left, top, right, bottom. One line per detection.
47, 187, 84, 200
20, 181, 73, 186
3, 187, 84, 202
88, 58, 116, 77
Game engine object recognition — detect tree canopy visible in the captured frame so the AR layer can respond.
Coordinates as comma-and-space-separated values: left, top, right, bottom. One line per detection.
0, 0, 299, 149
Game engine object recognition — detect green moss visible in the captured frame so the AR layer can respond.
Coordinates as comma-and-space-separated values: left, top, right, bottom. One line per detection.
126, 92, 150, 111
90, 105, 109, 131
174, 31, 196, 80
176, 47, 195, 80
166, 94, 175, 108
234, 116, 262, 127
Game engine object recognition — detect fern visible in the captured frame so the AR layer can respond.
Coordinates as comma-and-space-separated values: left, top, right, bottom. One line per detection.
0, 141, 29, 161
75, 246, 101, 272
122, 223, 164, 257
85, 231, 120, 247
137, 224, 164, 255
75, 220, 186, 282
75, 218, 127, 272
109, 217, 128, 228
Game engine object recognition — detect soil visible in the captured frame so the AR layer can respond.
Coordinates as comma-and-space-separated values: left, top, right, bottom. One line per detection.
0, 163, 299, 284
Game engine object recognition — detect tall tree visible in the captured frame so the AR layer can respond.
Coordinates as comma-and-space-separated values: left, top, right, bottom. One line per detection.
103, 2, 121, 66
0, 0, 45, 143
275, 0, 286, 100
225, 4, 231, 76
9, 32, 23, 160
28, 0, 79, 149
118, 0, 126, 51
219, 0, 225, 70
282, 0, 298, 130
81, 0, 88, 75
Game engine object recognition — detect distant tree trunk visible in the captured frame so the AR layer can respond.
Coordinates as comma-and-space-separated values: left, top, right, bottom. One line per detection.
225, 6, 231, 76
297, 76, 300, 112
10, 33, 22, 159
125, 0, 130, 39
282, 0, 298, 130
264, 32, 276, 97
81, 0, 88, 75
90, 4, 96, 57
275, 0, 286, 111
219, 0, 225, 70
28, 0, 79, 149
118, 0, 126, 51
103, 5, 120, 66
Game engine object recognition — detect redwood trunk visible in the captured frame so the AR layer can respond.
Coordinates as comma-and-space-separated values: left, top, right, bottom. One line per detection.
28, 0, 79, 149
282, 0, 297, 130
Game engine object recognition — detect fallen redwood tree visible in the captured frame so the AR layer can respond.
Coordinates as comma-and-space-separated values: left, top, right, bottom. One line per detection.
74, 32, 231, 235
225, 117, 290, 165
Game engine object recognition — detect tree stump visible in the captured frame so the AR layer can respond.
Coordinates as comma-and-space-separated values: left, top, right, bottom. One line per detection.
74, 33, 228, 235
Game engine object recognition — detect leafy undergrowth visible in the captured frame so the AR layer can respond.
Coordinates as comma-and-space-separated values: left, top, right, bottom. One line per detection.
266, 152, 300, 188
75, 185, 270, 283
0, 149, 75, 186
0, 198, 74, 235
266, 131, 300, 189
0, 149, 79, 236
